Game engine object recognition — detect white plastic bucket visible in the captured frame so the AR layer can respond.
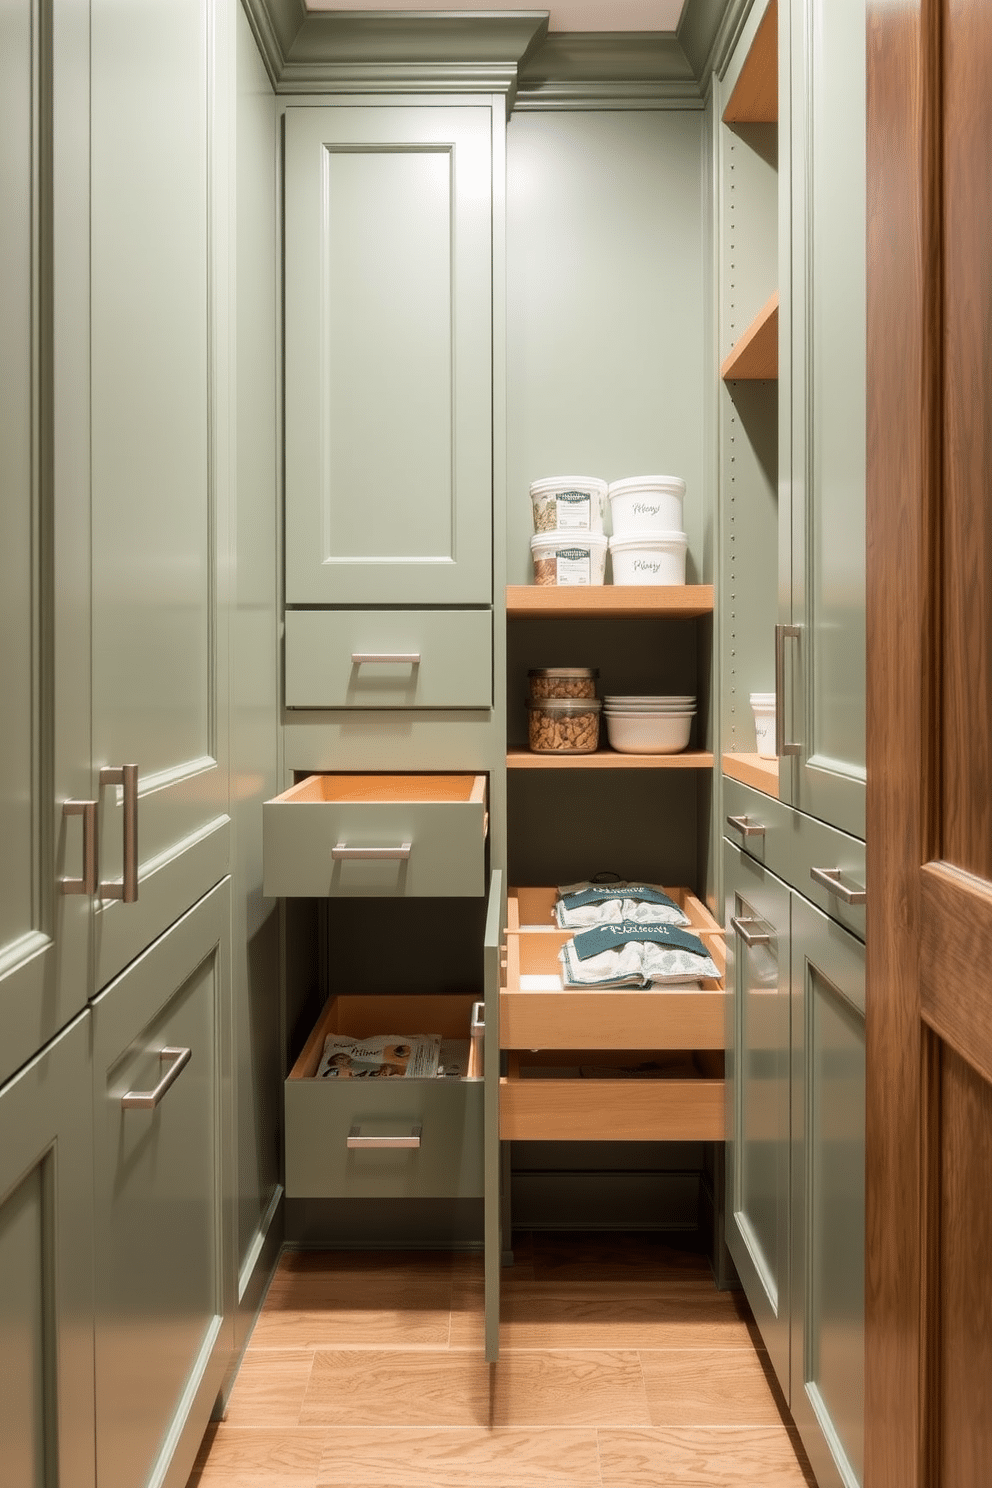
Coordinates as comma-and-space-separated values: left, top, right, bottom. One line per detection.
608, 475, 685, 536
608, 531, 687, 585
749, 692, 776, 758
530, 531, 608, 587
529, 477, 608, 534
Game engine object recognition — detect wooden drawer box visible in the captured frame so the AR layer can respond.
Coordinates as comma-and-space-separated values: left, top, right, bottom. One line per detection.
507, 884, 724, 947
263, 773, 487, 898
285, 994, 483, 1200
284, 609, 492, 709
500, 1050, 725, 1142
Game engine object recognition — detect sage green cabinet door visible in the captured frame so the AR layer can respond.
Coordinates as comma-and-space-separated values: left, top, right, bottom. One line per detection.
90, 0, 230, 992
284, 103, 493, 606
0, 0, 92, 1087
91, 881, 231, 1488
723, 844, 791, 1402
790, 893, 864, 1488
0, 1013, 95, 1488
781, 0, 866, 840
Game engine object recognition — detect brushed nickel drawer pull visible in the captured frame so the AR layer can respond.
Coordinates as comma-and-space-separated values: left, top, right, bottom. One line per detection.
731, 914, 772, 948
351, 653, 421, 665
121, 1046, 191, 1109
726, 813, 766, 838
347, 1123, 422, 1149
774, 624, 802, 757
332, 842, 412, 860
99, 763, 139, 902
810, 866, 867, 906
61, 799, 98, 894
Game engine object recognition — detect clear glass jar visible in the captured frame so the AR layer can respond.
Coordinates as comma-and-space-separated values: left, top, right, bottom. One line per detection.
526, 697, 602, 754
527, 667, 599, 701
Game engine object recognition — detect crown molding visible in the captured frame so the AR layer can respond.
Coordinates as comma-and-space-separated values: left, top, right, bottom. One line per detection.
240, 0, 743, 105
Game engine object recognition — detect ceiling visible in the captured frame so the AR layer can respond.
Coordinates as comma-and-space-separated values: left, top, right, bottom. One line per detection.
304, 1, 689, 32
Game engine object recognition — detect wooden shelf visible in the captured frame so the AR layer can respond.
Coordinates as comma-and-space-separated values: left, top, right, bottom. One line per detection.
508, 749, 714, 771
506, 584, 714, 619
722, 751, 780, 798
721, 292, 779, 380
722, 0, 777, 125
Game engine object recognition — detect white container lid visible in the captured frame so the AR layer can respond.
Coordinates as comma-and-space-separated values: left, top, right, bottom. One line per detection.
608, 531, 687, 552
531, 531, 608, 552
530, 475, 608, 497
749, 692, 776, 705
608, 475, 686, 498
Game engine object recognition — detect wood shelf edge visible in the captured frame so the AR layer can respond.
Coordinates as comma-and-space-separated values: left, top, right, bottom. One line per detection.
721, 292, 779, 381
722, 0, 778, 125
722, 751, 780, 798
507, 749, 715, 770
505, 584, 714, 618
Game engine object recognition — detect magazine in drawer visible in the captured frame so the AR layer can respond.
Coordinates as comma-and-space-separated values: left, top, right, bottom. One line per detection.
500, 1049, 725, 1141
263, 773, 488, 898
284, 993, 483, 1199
500, 929, 725, 1052
507, 884, 724, 950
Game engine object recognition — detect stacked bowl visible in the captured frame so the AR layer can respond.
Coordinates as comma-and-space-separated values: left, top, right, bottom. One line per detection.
607, 475, 688, 585
604, 694, 696, 755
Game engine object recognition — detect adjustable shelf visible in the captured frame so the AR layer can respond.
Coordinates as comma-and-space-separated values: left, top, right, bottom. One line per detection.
722, 752, 780, 798
722, 0, 778, 125
721, 291, 779, 381
507, 748, 714, 770
505, 584, 714, 619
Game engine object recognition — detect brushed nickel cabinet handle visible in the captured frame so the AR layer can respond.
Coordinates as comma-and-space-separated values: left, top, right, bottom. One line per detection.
731, 914, 772, 947
99, 764, 139, 902
810, 866, 867, 906
726, 813, 766, 838
774, 624, 802, 757
61, 799, 98, 894
351, 653, 421, 665
121, 1046, 191, 1109
347, 1123, 422, 1149
332, 842, 412, 860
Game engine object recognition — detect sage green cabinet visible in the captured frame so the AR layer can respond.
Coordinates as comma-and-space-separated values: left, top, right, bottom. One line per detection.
284, 102, 493, 607
779, 0, 867, 841
91, 880, 231, 1488
0, 1012, 95, 1488
724, 834, 864, 1488
724, 842, 791, 1401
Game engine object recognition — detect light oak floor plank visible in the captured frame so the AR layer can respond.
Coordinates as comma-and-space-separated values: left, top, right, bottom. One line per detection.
221, 1348, 315, 1426
314, 1427, 603, 1487
251, 1253, 454, 1349
186, 1425, 327, 1487
640, 1347, 786, 1426
300, 1346, 651, 1428
597, 1426, 818, 1487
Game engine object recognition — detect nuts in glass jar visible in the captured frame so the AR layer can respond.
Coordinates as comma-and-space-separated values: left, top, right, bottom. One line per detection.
527, 667, 599, 700
527, 698, 602, 754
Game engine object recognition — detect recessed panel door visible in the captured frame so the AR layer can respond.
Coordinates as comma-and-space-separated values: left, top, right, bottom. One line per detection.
724, 842, 791, 1400
791, 893, 864, 1488
90, 0, 230, 992
284, 104, 493, 606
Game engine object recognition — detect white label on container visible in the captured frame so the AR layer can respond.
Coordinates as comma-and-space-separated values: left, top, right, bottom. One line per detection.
555, 546, 592, 585
556, 491, 592, 530
632, 556, 664, 575
632, 500, 662, 519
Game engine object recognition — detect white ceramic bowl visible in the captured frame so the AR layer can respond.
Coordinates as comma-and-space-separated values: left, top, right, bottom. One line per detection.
605, 710, 694, 754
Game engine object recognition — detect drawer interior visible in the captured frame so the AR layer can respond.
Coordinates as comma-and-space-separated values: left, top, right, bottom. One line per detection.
278, 773, 487, 805
506, 885, 726, 974
504, 924, 725, 989
289, 993, 482, 1082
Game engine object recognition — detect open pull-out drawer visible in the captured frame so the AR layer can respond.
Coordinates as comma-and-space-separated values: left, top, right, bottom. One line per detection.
501, 925, 725, 1051
285, 993, 484, 1199
500, 1049, 725, 1141
507, 884, 724, 946
263, 773, 487, 897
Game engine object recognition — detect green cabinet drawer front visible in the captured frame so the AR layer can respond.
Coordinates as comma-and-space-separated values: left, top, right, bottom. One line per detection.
285, 1078, 484, 1199
263, 775, 487, 898
285, 609, 492, 709
723, 777, 865, 941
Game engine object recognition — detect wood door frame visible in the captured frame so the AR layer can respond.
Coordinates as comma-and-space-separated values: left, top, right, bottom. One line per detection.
865, 2, 942, 1484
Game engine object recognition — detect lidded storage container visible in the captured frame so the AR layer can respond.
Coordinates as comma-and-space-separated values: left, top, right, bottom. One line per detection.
609, 531, 687, 585
608, 475, 685, 536
530, 531, 608, 587
530, 476, 608, 534
527, 667, 599, 700
527, 697, 602, 755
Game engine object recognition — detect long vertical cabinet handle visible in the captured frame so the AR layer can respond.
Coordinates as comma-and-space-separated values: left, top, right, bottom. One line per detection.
61, 800, 98, 894
774, 624, 802, 757
99, 764, 139, 902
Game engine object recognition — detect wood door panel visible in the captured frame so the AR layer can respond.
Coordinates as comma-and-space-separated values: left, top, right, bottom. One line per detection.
941, 0, 992, 881
921, 863, 992, 1086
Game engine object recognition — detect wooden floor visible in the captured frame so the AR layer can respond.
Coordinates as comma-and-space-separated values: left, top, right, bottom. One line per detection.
188, 1232, 817, 1488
